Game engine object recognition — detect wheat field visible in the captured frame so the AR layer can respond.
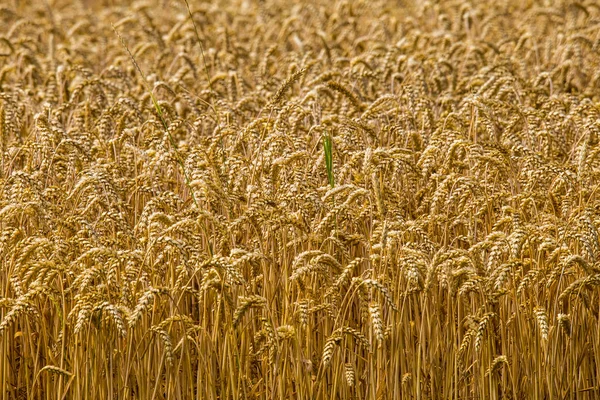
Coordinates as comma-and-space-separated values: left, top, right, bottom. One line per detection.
1, 0, 600, 398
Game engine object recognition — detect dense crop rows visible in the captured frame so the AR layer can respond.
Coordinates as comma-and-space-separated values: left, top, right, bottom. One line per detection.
2, 0, 600, 398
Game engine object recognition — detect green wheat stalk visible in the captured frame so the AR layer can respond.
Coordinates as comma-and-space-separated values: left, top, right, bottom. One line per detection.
323, 132, 337, 235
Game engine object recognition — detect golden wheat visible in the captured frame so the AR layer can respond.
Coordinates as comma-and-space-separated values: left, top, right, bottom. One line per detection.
1, 0, 600, 399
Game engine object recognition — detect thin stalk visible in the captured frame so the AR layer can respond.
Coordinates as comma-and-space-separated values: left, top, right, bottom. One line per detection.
323, 133, 334, 189
182, 1, 213, 95
112, 24, 214, 256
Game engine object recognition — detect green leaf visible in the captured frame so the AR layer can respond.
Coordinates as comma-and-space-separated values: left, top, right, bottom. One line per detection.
323, 133, 334, 188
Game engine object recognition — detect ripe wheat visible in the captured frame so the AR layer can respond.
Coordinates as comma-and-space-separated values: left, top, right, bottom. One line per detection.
1, 0, 600, 399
